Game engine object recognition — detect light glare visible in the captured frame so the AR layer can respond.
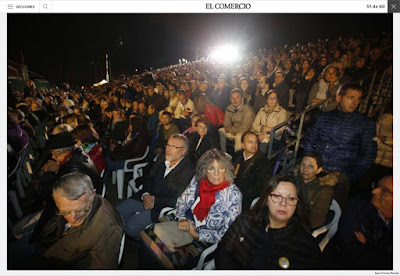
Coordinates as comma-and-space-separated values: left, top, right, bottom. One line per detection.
210, 45, 240, 63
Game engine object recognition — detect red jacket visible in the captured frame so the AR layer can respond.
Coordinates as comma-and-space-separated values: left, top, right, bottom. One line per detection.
204, 104, 224, 127
88, 143, 106, 174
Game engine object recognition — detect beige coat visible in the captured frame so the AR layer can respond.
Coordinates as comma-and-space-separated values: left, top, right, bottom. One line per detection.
223, 103, 255, 135
252, 104, 288, 143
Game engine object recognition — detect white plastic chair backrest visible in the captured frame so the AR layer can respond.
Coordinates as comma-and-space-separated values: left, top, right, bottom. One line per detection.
118, 233, 126, 265
100, 169, 106, 197
133, 162, 148, 179
123, 146, 149, 172
101, 183, 106, 198
158, 207, 176, 219
250, 197, 260, 209
203, 259, 216, 270
194, 243, 218, 270
312, 199, 341, 252
130, 162, 149, 193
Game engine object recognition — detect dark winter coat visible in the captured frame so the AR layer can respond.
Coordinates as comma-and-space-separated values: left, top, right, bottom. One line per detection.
295, 176, 334, 230
136, 154, 195, 221
34, 195, 124, 269
187, 131, 220, 163
215, 212, 322, 270
274, 80, 290, 110
109, 131, 150, 160
304, 110, 377, 182
233, 150, 273, 210
335, 196, 392, 269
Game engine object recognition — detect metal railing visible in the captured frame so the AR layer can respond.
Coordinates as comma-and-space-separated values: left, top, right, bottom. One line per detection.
267, 65, 392, 175
267, 99, 328, 174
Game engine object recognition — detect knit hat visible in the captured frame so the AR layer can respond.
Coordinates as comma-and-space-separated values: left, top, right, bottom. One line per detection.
48, 131, 76, 149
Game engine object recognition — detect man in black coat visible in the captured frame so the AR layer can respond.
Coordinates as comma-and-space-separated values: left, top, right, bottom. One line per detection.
273, 71, 290, 110
116, 134, 195, 240
233, 131, 273, 210
333, 175, 393, 270
31, 131, 103, 242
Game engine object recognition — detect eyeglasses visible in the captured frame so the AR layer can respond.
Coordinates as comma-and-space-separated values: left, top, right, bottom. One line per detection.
166, 144, 184, 149
269, 193, 299, 206
207, 167, 226, 174
56, 206, 91, 217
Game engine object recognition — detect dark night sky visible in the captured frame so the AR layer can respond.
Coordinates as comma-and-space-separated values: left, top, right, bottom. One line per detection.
8, 14, 392, 86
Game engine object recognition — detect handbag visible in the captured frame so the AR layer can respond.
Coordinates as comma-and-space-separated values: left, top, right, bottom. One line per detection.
153, 221, 194, 252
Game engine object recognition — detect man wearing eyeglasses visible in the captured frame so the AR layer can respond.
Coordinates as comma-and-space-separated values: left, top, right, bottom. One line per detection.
31, 172, 123, 269
116, 134, 194, 240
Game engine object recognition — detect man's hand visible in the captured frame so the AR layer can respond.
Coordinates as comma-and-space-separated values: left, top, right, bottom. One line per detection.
42, 160, 59, 173
143, 194, 155, 210
258, 133, 267, 142
225, 126, 231, 133
178, 219, 191, 232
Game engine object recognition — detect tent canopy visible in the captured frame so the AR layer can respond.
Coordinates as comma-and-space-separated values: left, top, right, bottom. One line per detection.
93, 79, 108, 87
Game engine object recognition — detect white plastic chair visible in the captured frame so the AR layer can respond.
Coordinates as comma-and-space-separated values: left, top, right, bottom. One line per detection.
118, 233, 126, 265
311, 199, 342, 252
193, 243, 218, 270
250, 197, 260, 209
158, 207, 176, 219
203, 259, 216, 270
111, 146, 149, 199
100, 169, 106, 198
126, 162, 149, 198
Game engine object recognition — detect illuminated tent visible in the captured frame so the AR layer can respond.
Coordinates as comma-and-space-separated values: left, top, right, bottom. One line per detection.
93, 79, 108, 87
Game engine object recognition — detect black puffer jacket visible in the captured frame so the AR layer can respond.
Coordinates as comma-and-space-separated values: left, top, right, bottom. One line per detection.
215, 212, 322, 270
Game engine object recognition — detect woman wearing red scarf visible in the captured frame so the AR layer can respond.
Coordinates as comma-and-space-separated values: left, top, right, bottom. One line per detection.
176, 149, 242, 244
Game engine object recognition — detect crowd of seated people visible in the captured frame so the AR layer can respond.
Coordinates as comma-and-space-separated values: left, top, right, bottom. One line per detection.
7, 31, 393, 270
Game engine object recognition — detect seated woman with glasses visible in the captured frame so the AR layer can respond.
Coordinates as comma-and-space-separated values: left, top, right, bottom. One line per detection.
215, 175, 322, 270
176, 149, 242, 244
251, 90, 288, 153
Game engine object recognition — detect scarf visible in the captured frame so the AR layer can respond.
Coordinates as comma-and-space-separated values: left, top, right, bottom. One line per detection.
193, 178, 229, 222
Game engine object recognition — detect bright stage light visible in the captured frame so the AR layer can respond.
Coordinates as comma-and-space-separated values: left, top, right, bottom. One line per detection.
210, 45, 240, 63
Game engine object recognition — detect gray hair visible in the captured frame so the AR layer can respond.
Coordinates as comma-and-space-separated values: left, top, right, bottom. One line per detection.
195, 149, 235, 183
170, 133, 189, 155
53, 172, 95, 200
